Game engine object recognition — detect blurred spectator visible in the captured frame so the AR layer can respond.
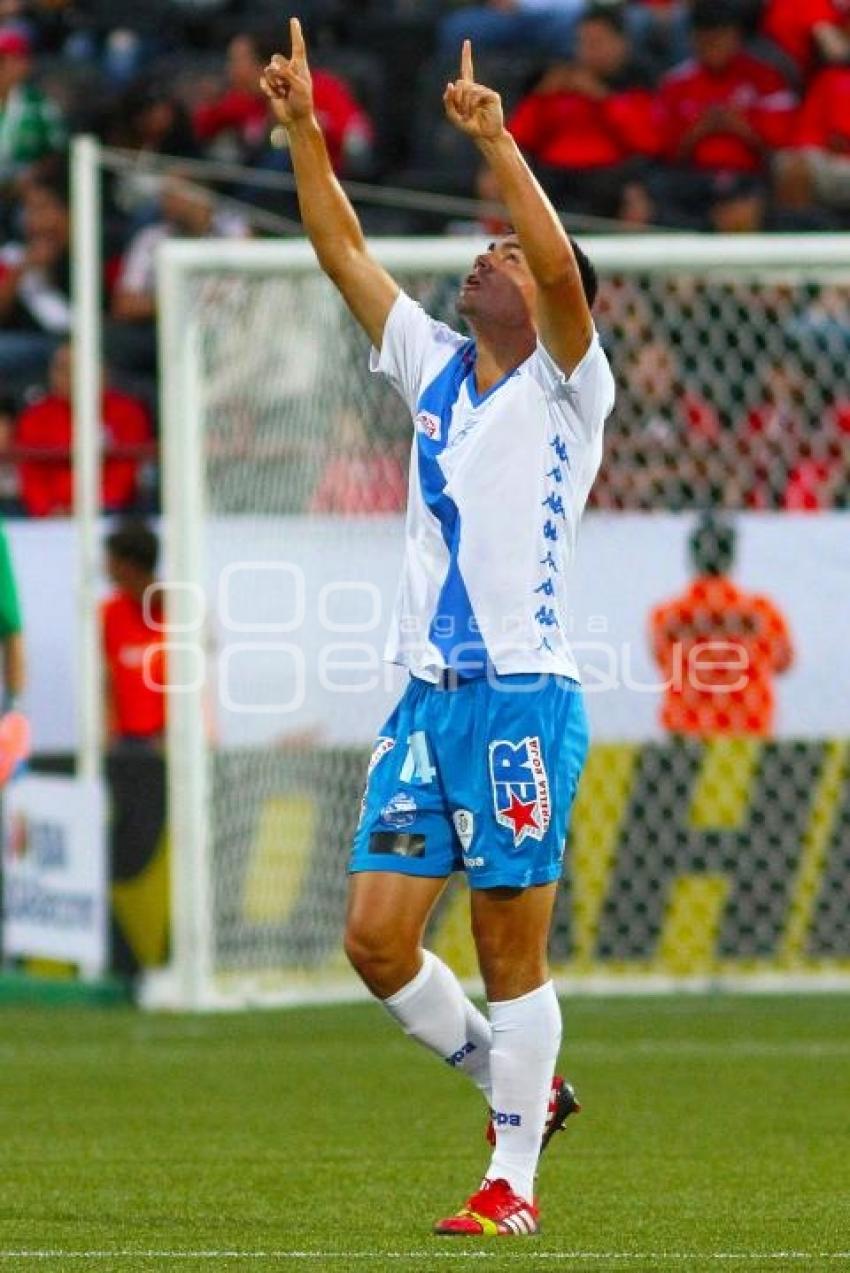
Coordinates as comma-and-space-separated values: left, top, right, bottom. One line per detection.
740, 361, 806, 508
782, 408, 850, 509
193, 31, 373, 174
0, 395, 18, 512
654, 0, 795, 221
759, 0, 850, 79
0, 24, 65, 193
596, 339, 723, 509
706, 171, 769, 232
102, 520, 165, 746
623, 0, 692, 74
508, 7, 659, 217
0, 173, 70, 378
109, 171, 248, 372
309, 409, 407, 514
15, 343, 153, 517
0, 517, 24, 719
193, 33, 274, 165
649, 513, 794, 736
776, 68, 850, 215
438, 0, 584, 59
447, 163, 513, 236
106, 81, 200, 219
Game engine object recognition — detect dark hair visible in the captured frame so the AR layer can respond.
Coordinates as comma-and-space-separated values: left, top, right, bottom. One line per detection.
234, 29, 280, 66
691, 0, 743, 30
580, 5, 626, 34
26, 170, 69, 208
106, 520, 159, 574
570, 236, 599, 310
689, 513, 736, 576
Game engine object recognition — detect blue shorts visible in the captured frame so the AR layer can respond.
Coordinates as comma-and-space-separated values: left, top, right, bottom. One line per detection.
349, 673, 589, 890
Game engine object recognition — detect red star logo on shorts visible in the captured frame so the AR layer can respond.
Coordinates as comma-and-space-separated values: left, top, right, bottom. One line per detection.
502, 793, 540, 841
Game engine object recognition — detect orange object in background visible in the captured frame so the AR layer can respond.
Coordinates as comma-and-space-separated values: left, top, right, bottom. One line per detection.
102, 590, 166, 741
650, 516, 793, 736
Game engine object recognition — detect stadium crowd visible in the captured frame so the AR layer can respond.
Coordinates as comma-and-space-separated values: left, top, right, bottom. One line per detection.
0, 0, 849, 517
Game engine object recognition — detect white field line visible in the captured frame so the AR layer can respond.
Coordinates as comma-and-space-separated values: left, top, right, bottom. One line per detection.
0, 1252, 848, 1262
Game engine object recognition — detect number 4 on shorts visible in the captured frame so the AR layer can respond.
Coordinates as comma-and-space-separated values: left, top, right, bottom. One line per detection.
399, 731, 436, 786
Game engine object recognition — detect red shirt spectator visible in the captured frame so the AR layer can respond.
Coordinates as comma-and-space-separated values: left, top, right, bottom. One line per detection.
101, 522, 165, 742
510, 82, 657, 169
760, 0, 850, 77
657, 52, 795, 172
16, 344, 151, 517
102, 591, 166, 739
509, 11, 659, 170
194, 34, 372, 173
791, 67, 850, 153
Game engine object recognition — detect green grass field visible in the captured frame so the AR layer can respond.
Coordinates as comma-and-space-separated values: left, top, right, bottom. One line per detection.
0, 995, 848, 1273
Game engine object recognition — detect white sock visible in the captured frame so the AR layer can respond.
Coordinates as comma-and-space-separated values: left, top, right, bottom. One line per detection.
382, 950, 492, 1101
485, 980, 562, 1203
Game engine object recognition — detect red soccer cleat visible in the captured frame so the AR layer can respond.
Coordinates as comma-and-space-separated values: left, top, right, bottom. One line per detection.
486, 1075, 581, 1150
434, 1177, 540, 1237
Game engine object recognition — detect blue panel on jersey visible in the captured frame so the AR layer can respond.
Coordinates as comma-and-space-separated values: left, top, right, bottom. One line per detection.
416, 341, 488, 675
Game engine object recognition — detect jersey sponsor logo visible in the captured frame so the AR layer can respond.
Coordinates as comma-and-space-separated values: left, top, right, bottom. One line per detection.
453, 808, 474, 851
380, 791, 417, 829
463, 854, 485, 870
415, 410, 442, 442
489, 736, 551, 846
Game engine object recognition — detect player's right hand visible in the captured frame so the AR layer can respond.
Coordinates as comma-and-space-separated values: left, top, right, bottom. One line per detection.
260, 17, 313, 128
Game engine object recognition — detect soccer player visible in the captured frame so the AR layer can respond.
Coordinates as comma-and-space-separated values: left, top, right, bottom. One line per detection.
262, 19, 614, 1238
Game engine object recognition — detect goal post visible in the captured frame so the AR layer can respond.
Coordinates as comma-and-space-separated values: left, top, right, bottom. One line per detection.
148, 232, 850, 1010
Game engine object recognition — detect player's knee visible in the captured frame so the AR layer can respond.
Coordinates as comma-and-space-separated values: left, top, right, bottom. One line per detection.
343, 917, 416, 991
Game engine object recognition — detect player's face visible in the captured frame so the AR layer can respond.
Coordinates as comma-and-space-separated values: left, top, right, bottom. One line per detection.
458, 237, 537, 330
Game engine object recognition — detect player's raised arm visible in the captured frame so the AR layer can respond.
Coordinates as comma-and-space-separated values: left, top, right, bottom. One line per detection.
261, 18, 398, 348
443, 40, 593, 374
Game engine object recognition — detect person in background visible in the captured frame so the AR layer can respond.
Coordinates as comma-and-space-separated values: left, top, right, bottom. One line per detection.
438, 0, 584, 60
0, 516, 26, 784
653, 0, 796, 223
308, 408, 407, 514
508, 6, 659, 218
775, 67, 850, 217
0, 24, 65, 194
0, 396, 20, 512
15, 342, 152, 517
0, 520, 24, 716
0, 174, 70, 378
596, 338, 722, 510
101, 520, 165, 747
105, 80, 200, 220
108, 170, 248, 373
194, 31, 373, 174
111, 171, 249, 326
758, 0, 850, 80
649, 513, 793, 736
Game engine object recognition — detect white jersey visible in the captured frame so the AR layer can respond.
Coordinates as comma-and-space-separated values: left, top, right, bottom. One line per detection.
370, 290, 615, 684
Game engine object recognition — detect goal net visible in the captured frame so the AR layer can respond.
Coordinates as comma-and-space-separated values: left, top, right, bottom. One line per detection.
151, 234, 850, 1009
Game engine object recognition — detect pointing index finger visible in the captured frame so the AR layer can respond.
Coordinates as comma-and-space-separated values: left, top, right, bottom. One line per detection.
461, 38, 474, 82
290, 16, 306, 60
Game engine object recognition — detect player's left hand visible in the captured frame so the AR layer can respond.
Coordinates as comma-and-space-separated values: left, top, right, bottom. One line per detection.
443, 40, 504, 142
